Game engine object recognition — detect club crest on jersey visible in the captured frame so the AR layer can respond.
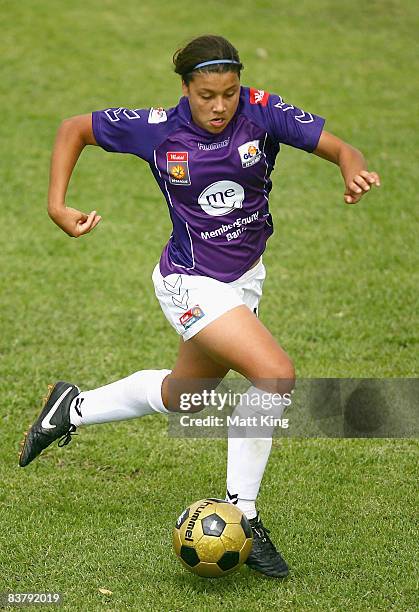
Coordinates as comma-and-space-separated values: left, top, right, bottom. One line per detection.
249, 88, 270, 106
238, 140, 262, 168
167, 152, 191, 185
148, 107, 167, 124
179, 305, 205, 330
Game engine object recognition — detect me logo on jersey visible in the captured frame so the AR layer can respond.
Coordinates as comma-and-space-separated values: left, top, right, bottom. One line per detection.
167, 152, 191, 185
198, 181, 245, 216
238, 140, 262, 168
249, 88, 270, 106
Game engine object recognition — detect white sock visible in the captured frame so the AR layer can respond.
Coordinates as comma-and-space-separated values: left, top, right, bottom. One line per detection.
236, 499, 257, 520
226, 386, 285, 516
69, 369, 171, 426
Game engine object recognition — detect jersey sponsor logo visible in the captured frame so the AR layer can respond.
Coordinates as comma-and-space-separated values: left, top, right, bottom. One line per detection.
167, 152, 191, 185
198, 181, 245, 216
179, 305, 205, 330
197, 138, 230, 151
238, 140, 262, 168
249, 88, 270, 106
200, 211, 259, 241
148, 107, 167, 124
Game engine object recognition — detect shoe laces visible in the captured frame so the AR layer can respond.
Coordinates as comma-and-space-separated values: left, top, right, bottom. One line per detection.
252, 520, 278, 552
58, 425, 77, 447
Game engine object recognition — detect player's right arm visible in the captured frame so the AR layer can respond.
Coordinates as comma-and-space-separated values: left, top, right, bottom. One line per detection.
48, 114, 102, 237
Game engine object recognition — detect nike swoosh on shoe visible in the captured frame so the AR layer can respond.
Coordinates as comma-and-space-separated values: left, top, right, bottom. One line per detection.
41, 386, 74, 429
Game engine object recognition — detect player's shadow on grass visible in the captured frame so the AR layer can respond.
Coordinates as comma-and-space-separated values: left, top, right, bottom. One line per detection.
308, 379, 396, 437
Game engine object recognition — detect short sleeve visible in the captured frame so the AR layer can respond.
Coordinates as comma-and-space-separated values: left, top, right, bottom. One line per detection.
92, 106, 167, 161
244, 87, 325, 153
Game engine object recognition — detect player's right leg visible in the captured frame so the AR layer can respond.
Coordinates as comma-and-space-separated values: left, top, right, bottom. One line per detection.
184, 305, 295, 578
191, 304, 295, 392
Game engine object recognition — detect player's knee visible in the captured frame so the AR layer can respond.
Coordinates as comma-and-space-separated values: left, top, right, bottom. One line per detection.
253, 357, 295, 395
275, 359, 295, 395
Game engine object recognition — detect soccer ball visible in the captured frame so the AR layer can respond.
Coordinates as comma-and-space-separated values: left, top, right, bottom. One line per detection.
173, 498, 253, 577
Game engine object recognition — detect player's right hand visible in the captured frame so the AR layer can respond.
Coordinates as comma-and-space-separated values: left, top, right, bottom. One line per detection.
49, 206, 102, 237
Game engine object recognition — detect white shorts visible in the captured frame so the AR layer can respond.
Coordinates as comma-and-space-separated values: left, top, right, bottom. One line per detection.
152, 258, 266, 341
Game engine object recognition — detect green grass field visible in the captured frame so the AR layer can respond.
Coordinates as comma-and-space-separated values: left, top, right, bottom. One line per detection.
1, 0, 418, 609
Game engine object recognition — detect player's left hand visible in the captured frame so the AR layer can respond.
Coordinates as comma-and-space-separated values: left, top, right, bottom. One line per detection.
344, 171, 381, 204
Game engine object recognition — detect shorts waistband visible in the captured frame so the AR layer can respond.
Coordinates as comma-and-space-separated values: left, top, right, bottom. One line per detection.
229, 257, 264, 285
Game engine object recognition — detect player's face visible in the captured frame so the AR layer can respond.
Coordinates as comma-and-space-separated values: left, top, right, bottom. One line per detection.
182, 72, 241, 134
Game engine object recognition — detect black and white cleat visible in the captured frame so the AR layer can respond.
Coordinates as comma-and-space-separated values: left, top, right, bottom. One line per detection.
19, 381, 80, 467
245, 514, 289, 578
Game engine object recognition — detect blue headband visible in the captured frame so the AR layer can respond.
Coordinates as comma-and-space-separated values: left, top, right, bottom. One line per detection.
193, 59, 241, 70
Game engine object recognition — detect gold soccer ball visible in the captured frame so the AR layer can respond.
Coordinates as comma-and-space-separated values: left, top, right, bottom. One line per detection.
173, 498, 253, 577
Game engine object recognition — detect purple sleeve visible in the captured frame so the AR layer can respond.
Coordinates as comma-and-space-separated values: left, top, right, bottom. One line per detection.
244, 87, 325, 153
92, 107, 160, 161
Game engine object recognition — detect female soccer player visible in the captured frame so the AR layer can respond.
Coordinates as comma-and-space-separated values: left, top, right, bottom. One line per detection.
19, 35, 380, 578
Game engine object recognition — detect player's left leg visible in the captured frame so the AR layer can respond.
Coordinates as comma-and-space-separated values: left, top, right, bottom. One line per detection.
19, 337, 228, 468
18, 366, 172, 467
19, 381, 81, 467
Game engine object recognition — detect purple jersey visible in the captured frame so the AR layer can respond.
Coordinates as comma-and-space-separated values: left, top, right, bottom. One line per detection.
92, 86, 324, 282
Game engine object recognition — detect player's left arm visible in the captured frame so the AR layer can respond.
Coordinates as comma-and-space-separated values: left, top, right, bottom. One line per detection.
313, 130, 381, 204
